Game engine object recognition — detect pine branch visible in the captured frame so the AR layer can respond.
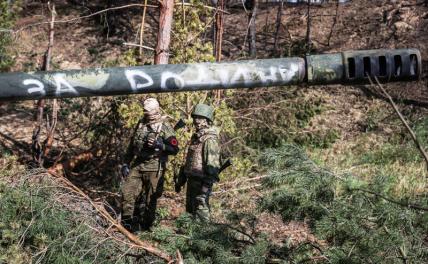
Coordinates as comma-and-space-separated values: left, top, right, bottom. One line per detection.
355, 188, 428, 212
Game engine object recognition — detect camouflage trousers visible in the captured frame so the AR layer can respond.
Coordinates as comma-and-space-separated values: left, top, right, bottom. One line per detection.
186, 177, 212, 222
121, 167, 164, 231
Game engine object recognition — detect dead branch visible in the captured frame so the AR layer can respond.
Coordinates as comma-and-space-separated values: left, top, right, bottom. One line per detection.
46, 170, 173, 262
180, 2, 230, 14
175, 250, 184, 264
13, 4, 158, 35
214, 0, 225, 103
369, 76, 428, 173
357, 85, 428, 108
32, 2, 57, 166
49, 151, 94, 174
355, 187, 428, 211
123, 42, 155, 51
213, 183, 262, 195
326, 0, 340, 47
42, 3, 58, 159
139, 0, 149, 57
218, 175, 269, 187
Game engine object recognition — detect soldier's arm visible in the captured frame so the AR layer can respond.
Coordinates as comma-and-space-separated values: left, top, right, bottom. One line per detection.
160, 123, 179, 155
203, 138, 220, 185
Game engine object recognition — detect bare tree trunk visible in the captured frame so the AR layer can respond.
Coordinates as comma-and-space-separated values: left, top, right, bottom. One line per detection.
214, 0, 225, 103
306, 1, 312, 52
274, 0, 284, 56
215, 0, 225, 62
32, 100, 44, 164
42, 4, 58, 159
154, 0, 174, 65
263, 9, 269, 48
139, 0, 149, 58
248, 0, 258, 58
326, 0, 340, 47
32, 3, 57, 166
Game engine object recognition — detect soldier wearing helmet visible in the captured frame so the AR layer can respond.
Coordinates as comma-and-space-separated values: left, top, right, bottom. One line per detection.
175, 103, 220, 221
121, 98, 179, 231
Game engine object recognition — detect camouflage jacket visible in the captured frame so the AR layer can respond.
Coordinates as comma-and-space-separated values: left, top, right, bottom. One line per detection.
125, 120, 179, 171
184, 127, 220, 184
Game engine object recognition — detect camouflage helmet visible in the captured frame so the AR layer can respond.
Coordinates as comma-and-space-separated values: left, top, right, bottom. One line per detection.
191, 103, 214, 122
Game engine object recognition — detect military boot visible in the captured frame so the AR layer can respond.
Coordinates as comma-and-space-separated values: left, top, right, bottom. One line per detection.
121, 215, 140, 233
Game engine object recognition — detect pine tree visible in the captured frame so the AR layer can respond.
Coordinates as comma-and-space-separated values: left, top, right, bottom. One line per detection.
260, 144, 428, 263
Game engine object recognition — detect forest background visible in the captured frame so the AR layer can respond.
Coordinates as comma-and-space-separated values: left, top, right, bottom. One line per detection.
0, 0, 427, 263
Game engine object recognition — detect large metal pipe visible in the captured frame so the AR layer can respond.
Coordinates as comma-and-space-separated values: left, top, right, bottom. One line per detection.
0, 49, 421, 101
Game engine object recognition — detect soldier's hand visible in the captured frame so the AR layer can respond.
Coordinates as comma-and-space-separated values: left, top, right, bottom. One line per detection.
154, 138, 164, 150
147, 137, 156, 148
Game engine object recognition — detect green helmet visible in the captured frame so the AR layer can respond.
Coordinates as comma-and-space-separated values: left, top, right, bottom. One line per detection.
192, 103, 214, 122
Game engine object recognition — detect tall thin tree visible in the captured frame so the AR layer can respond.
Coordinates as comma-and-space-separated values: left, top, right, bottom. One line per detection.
274, 0, 284, 56
248, 0, 258, 58
154, 0, 174, 64
306, 1, 312, 52
32, 2, 58, 166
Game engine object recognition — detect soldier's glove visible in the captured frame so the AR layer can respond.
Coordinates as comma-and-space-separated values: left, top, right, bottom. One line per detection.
154, 138, 164, 151
147, 137, 164, 151
121, 164, 130, 178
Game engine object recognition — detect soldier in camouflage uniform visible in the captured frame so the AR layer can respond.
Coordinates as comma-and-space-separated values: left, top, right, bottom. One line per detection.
121, 98, 179, 231
175, 103, 220, 221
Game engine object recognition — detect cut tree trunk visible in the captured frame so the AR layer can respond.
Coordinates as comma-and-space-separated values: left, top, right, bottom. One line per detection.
154, 0, 174, 65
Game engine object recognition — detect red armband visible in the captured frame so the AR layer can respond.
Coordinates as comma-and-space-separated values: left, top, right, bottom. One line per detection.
168, 137, 178, 146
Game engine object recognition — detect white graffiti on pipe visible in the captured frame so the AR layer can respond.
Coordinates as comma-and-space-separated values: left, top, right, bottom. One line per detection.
278, 64, 299, 81
161, 72, 185, 89
24, 79, 46, 96
125, 69, 154, 91
53, 74, 78, 95
23, 62, 300, 96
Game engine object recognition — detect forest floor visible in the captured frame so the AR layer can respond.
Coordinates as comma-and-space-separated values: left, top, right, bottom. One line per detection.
1, 0, 428, 255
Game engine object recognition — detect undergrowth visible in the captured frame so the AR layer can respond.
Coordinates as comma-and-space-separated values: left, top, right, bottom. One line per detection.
0, 0, 19, 71
142, 213, 270, 264
310, 115, 428, 196
260, 144, 428, 263
0, 157, 142, 264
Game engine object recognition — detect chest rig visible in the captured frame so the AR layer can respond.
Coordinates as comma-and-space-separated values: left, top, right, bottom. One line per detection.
134, 123, 163, 161
184, 132, 217, 178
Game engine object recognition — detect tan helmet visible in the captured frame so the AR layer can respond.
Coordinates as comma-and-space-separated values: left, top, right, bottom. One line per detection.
143, 98, 160, 114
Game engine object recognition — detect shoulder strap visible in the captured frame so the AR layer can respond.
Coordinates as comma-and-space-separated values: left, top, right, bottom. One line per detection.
200, 133, 217, 143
